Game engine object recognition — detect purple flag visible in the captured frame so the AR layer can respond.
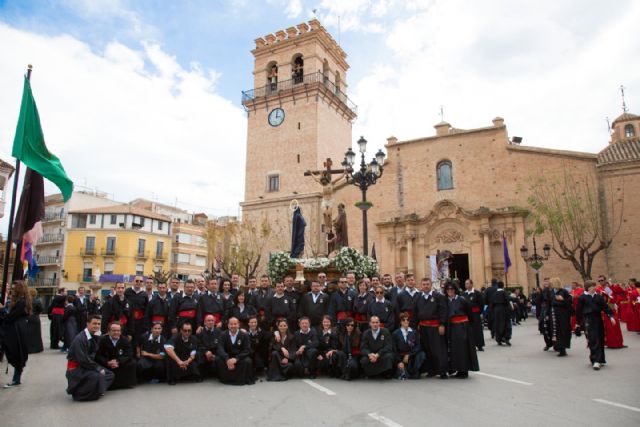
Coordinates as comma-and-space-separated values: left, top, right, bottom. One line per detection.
502, 235, 512, 272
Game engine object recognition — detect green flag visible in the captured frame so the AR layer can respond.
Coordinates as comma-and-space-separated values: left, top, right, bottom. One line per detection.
12, 76, 73, 201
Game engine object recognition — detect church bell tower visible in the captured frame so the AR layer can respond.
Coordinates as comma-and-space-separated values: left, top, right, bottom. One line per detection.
241, 19, 357, 204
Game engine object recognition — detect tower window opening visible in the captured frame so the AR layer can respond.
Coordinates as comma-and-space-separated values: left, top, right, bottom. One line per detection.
293, 55, 304, 84
268, 62, 278, 92
437, 160, 453, 190
624, 124, 636, 138
268, 174, 280, 192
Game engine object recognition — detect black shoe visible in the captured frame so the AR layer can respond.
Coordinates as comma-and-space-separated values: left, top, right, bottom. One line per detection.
543, 346, 550, 351
455, 372, 468, 379
195, 377, 204, 383
477, 347, 484, 351
439, 374, 448, 379
309, 375, 316, 379
426, 372, 437, 378
497, 341, 504, 346
168, 381, 176, 385
557, 350, 567, 357
505, 341, 511, 346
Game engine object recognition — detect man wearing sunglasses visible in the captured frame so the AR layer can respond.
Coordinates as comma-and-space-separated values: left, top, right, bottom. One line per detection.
125, 276, 149, 347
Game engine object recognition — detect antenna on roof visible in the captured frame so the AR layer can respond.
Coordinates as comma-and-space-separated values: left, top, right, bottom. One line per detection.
439, 105, 444, 122
620, 84, 628, 113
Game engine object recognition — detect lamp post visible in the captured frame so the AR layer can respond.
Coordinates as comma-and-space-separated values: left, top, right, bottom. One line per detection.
520, 237, 551, 288
342, 136, 385, 256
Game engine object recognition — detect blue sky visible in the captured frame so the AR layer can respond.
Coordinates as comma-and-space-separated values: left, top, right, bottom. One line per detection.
0, 0, 639, 223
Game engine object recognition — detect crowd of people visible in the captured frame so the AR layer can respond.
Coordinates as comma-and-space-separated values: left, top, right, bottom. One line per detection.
1, 271, 637, 402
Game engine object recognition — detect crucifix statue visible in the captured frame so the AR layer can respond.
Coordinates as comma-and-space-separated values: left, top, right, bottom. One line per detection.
304, 158, 348, 254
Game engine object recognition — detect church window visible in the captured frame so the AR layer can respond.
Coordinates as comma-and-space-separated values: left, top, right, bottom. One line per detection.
624, 124, 636, 138
267, 62, 278, 92
437, 160, 453, 190
268, 174, 280, 192
292, 55, 304, 84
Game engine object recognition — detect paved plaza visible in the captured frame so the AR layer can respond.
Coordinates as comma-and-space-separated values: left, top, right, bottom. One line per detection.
1, 318, 638, 427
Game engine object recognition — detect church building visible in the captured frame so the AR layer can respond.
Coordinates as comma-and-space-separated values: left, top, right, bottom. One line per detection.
241, 20, 640, 290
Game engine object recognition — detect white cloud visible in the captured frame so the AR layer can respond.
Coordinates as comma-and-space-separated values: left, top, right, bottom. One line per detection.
350, 0, 640, 154
285, 0, 303, 18
0, 22, 246, 218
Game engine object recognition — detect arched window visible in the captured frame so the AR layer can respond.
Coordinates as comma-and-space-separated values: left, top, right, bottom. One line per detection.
437, 160, 453, 190
267, 61, 278, 92
322, 59, 329, 84
335, 71, 341, 94
625, 124, 636, 138
292, 55, 304, 84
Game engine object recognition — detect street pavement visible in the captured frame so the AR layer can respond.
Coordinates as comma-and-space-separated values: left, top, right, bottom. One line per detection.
1, 317, 639, 427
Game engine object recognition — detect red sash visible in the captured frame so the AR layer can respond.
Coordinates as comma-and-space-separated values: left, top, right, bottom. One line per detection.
51, 307, 65, 316
178, 310, 196, 318
205, 312, 222, 324
471, 306, 481, 314
419, 319, 440, 327
354, 313, 368, 322
151, 315, 167, 324
67, 360, 79, 371
133, 309, 145, 320
110, 314, 128, 326
451, 315, 469, 324
337, 311, 352, 321
351, 348, 361, 355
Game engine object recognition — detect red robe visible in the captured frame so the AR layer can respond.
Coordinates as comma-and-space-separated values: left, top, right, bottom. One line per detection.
626, 288, 640, 332
569, 287, 584, 331
613, 285, 631, 323
596, 286, 625, 348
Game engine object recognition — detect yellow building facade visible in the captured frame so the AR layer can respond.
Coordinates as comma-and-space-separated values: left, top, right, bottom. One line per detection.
63, 205, 172, 291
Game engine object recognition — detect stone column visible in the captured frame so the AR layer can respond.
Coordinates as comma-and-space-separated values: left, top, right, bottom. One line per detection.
482, 228, 492, 284
406, 235, 415, 274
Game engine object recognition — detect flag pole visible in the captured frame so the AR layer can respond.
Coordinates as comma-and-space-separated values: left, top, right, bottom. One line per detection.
1, 65, 31, 304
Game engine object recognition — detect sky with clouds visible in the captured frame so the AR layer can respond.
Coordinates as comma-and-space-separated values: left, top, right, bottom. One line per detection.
0, 0, 638, 225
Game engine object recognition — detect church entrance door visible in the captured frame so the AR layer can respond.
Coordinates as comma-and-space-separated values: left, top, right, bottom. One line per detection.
449, 253, 469, 283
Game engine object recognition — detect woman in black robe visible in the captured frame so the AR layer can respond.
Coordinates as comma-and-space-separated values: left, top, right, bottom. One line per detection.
353, 282, 373, 333
490, 282, 511, 345
316, 315, 339, 377
335, 318, 361, 380
230, 292, 257, 330
0, 281, 32, 387
267, 319, 297, 381
26, 288, 44, 354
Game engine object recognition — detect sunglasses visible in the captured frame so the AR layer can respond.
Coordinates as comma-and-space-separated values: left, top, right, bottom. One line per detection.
375, 291, 384, 295
135, 280, 142, 283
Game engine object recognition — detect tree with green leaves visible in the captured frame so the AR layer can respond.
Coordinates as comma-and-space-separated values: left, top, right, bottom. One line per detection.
526, 170, 623, 280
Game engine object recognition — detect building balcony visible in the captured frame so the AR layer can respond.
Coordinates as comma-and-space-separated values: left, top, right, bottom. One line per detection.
32, 277, 60, 287
38, 233, 64, 245
43, 211, 67, 222
76, 274, 96, 283
37, 256, 60, 266
80, 247, 96, 257
101, 248, 118, 257
136, 251, 150, 260
154, 252, 167, 261
241, 71, 357, 116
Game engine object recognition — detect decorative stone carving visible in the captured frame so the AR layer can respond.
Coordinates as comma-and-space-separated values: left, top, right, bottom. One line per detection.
435, 230, 464, 243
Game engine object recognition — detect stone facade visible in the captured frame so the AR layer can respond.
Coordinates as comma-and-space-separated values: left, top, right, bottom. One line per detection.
242, 21, 640, 290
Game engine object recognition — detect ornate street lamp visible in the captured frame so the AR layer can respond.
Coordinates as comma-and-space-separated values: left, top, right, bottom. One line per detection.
520, 236, 551, 288
342, 136, 385, 256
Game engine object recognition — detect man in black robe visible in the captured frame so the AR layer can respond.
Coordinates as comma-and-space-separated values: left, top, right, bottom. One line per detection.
125, 276, 149, 347
196, 280, 225, 331
490, 281, 511, 346
66, 315, 114, 401
412, 278, 448, 378
368, 286, 395, 330
360, 316, 394, 378
48, 287, 67, 349
197, 314, 221, 378
484, 279, 498, 338
137, 322, 166, 383
328, 277, 355, 326
164, 321, 202, 385
293, 317, 319, 378
145, 282, 171, 338
445, 283, 479, 378
462, 279, 485, 351
575, 280, 615, 370
397, 274, 421, 325
266, 282, 296, 330
74, 286, 89, 331
298, 281, 329, 329
216, 317, 254, 385
254, 275, 274, 330
101, 282, 132, 338
170, 280, 198, 335
549, 278, 572, 357
96, 321, 137, 389
247, 316, 270, 376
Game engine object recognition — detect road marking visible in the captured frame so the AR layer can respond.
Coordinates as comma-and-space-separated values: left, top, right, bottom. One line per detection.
368, 412, 403, 427
593, 399, 640, 413
302, 379, 336, 396
472, 371, 533, 386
